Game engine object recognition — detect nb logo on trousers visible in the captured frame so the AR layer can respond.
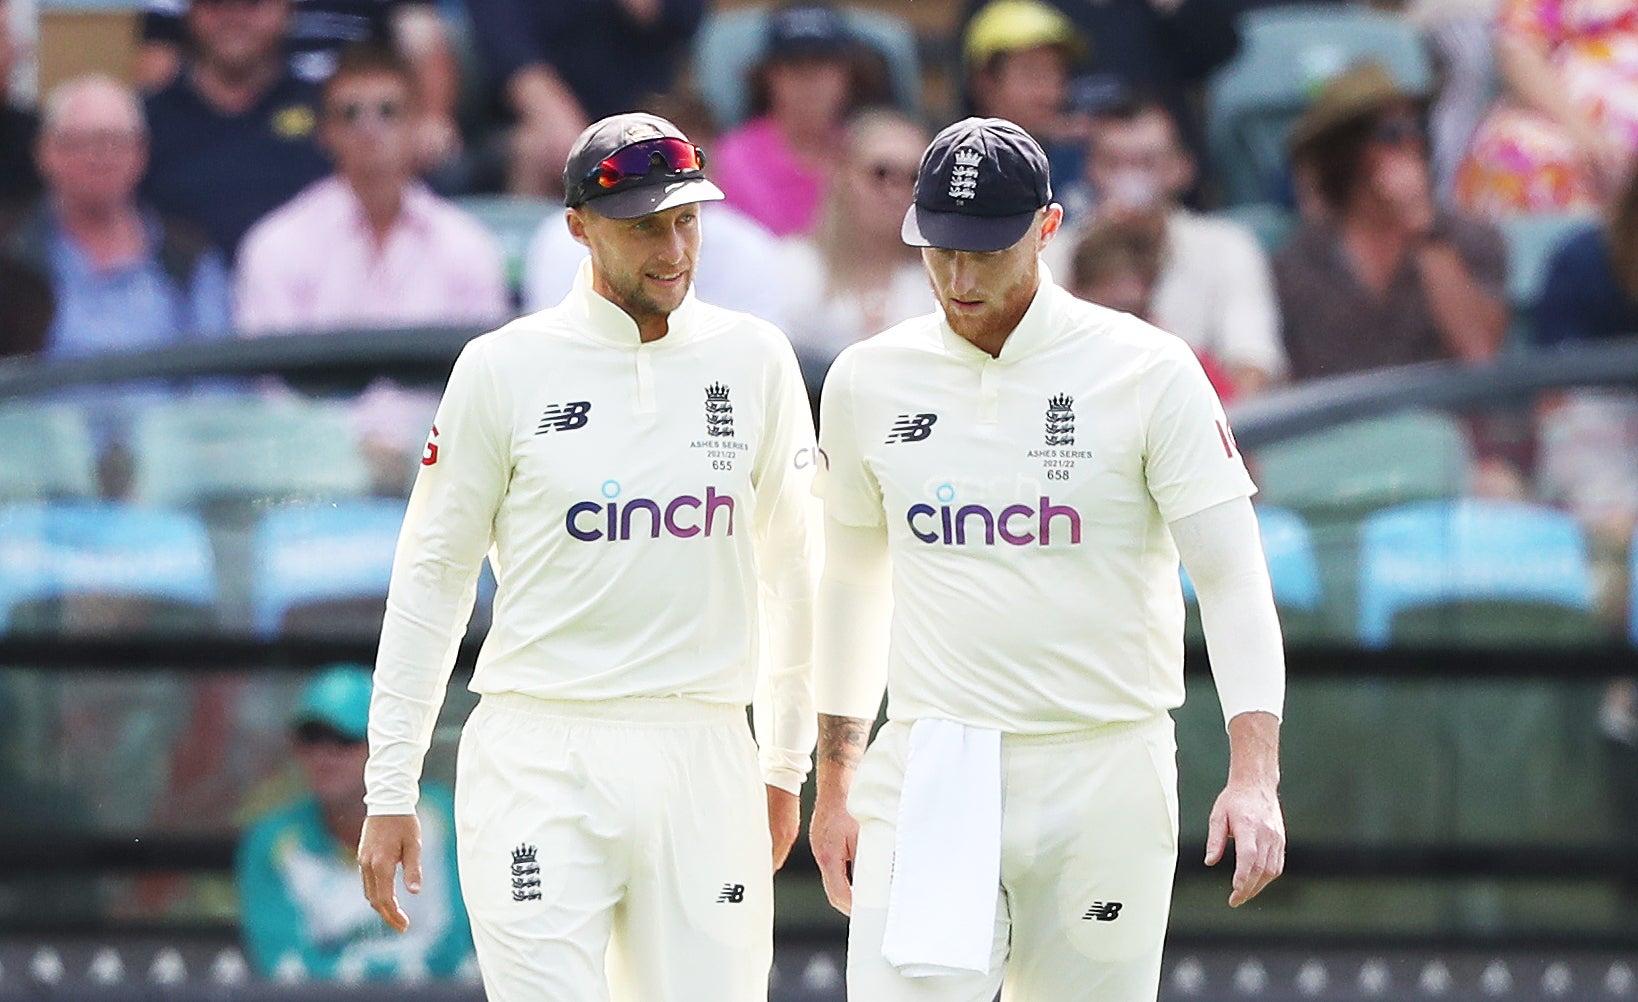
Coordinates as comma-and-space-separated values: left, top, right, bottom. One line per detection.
1082, 901, 1123, 922
716, 883, 746, 904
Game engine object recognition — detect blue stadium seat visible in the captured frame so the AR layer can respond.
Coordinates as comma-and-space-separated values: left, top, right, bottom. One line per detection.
1357, 499, 1595, 647
0, 502, 217, 635
1206, 4, 1433, 206
249, 500, 407, 638
1181, 504, 1321, 611
691, 6, 921, 130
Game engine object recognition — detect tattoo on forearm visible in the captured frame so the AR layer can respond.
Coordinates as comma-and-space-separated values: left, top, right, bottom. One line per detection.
818, 714, 870, 770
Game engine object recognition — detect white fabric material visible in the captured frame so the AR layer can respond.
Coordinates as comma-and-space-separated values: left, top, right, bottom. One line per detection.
366, 262, 819, 813
1048, 210, 1286, 378
813, 516, 891, 720
778, 240, 935, 365
879, 719, 1003, 978
522, 204, 793, 330
1168, 497, 1286, 723
815, 266, 1257, 733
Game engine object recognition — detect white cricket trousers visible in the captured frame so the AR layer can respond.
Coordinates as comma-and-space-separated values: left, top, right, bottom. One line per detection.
846, 714, 1180, 1001
454, 693, 773, 1002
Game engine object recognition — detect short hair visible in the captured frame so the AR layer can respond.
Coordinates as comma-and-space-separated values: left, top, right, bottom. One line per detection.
1087, 96, 1178, 147
321, 42, 418, 110
1070, 216, 1164, 293
41, 73, 146, 137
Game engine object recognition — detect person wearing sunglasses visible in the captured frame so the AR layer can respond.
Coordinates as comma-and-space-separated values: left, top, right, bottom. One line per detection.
1276, 61, 1509, 384
237, 664, 473, 980
357, 112, 818, 1002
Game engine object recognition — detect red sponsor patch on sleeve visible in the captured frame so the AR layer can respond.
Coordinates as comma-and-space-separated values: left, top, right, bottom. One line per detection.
421, 425, 440, 466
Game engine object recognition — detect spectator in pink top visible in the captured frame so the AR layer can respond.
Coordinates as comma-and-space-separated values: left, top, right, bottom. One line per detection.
234, 43, 506, 334
711, 3, 878, 237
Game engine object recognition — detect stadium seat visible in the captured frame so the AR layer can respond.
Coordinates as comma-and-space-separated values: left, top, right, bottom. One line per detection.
1205, 4, 1433, 206
691, 6, 921, 130
130, 397, 369, 508
0, 502, 217, 636
1182, 505, 1327, 642
1218, 201, 1296, 256
452, 195, 556, 293
249, 500, 407, 638
0, 402, 98, 502
1256, 409, 1471, 519
1356, 498, 1596, 648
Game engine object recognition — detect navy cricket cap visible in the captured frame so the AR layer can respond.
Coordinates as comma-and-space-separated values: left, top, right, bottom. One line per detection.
764, 3, 853, 61
563, 112, 725, 218
902, 117, 1054, 253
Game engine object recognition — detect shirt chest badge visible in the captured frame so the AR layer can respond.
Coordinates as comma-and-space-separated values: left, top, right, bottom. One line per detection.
691, 382, 748, 471
1026, 393, 1092, 480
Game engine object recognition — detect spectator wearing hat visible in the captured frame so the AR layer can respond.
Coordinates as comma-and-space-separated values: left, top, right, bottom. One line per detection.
963, 0, 1088, 196
1047, 96, 1284, 399
711, 2, 876, 237
1275, 62, 1508, 382
464, 0, 706, 196
236, 664, 472, 981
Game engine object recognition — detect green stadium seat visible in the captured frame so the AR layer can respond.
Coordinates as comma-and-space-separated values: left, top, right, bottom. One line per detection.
130, 396, 369, 508
453, 195, 557, 294
691, 6, 921, 130
1206, 5, 1433, 206
0, 403, 98, 502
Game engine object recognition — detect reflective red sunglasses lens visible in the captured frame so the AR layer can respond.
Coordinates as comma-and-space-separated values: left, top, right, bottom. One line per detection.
592, 138, 705, 189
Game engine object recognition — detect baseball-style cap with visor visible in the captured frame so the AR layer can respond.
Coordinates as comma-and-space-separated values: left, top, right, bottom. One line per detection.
902, 117, 1054, 253
563, 112, 725, 219
290, 663, 372, 744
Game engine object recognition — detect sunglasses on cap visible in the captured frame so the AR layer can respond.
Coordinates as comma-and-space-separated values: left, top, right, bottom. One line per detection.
584, 137, 706, 193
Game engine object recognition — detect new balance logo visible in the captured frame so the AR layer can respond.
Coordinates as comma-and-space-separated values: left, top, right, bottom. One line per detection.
716, 883, 746, 904
537, 401, 591, 434
885, 413, 938, 444
511, 844, 542, 901
1082, 901, 1123, 922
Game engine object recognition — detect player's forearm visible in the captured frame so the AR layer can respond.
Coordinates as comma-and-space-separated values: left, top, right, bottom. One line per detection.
816, 713, 872, 801
1225, 710, 1281, 790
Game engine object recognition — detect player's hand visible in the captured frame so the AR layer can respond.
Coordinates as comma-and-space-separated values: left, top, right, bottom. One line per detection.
1204, 778, 1285, 907
358, 813, 422, 933
809, 791, 860, 915
767, 785, 801, 871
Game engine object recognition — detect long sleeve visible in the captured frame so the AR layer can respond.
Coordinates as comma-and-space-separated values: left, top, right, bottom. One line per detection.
748, 337, 820, 795
1212, 224, 1286, 378
365, 339, 511, 814
231, 227, 297, 336
1169, 496, 1285, 723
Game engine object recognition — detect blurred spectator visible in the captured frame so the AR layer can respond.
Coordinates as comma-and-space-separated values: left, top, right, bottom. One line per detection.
234, 44, 506, 334
524, 91, 789, 327
1536, 166, 1638, 346
141, 0, 330, 261
1455, 0, 1638, 217
963, 0, 1088, 195
1277, 62, 1508, 381
135, 0, 461, 172
1047, 97, 1285, 397
465, 0, 705, 196
781, 108, 934, 373
237, 664, 471, 980
0, 75, 229, 360
0, 0, 41, 207
712, 3, 872, 237
1402, 0, 1505, 205
1065, 215, 1161, 317
961, 0, 1239, 175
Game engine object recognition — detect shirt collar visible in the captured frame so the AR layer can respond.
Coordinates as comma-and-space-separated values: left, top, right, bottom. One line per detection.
935, 260, 1068, 364
565, 258, 701, 348
330, 176, 437, 237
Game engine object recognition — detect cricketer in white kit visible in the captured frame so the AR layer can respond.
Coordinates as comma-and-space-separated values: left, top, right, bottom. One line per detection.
356, 113, 818, 1002
809, 118, 1288, 1001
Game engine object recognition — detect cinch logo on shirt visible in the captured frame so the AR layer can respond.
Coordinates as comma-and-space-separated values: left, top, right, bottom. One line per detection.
565, 481, 736, 542
906, 496, 1082, 546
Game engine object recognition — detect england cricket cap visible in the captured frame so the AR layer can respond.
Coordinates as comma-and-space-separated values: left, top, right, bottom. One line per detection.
290, 663, 372, 741
563, 112, 725, 219
902, 117, 1053, 253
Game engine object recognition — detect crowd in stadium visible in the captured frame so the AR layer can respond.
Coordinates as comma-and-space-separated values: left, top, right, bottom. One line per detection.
3, 0, 1638, 985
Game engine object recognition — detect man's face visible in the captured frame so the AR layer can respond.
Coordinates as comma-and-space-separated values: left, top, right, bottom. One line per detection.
974, 46, 1067, 137
188, 0, 288, 74
38, 85, 147, 208
921, 207, 1061, 345
0, 0, 15, 93
763, 55, 852, 132
570, 201, 703, 324
292, 724, 368, 810
1086, 109, 1192, 217
839, 121, 924, 242
321, 71, 416, 184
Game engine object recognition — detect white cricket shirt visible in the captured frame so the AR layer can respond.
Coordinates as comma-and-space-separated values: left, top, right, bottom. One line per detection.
816, 269, 1256, 732
366, 264, 819, 814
